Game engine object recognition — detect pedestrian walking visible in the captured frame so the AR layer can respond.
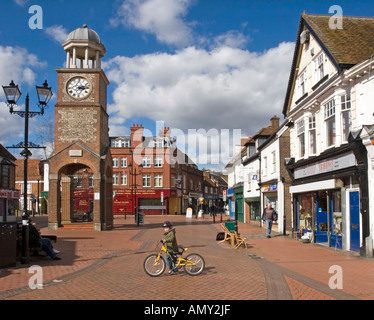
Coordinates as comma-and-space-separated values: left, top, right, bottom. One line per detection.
262, 203, 278, 238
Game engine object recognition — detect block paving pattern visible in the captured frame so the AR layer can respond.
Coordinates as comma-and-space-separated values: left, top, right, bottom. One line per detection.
1, 214, 374, 301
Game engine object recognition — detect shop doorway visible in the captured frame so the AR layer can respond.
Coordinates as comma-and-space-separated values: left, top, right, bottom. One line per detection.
349, 191, 360, 251
316, 191, 328, 243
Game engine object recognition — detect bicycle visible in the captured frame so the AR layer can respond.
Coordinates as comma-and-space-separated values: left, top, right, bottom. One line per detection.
143, 240, 205, 277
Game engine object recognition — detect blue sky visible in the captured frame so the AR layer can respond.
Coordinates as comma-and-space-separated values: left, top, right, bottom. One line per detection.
1, 0, 374, 170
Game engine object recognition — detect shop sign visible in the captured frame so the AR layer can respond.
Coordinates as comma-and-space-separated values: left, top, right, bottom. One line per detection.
261, 184, 277, 192
294, 152, 356, 179
227, 188, 234, 197
0, 189, 21, 199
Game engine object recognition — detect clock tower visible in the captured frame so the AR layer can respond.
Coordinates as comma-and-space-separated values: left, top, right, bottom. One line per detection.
48, 25, 113, 231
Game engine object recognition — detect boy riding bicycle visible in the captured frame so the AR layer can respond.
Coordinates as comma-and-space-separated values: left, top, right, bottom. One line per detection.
162, 221, 179, 275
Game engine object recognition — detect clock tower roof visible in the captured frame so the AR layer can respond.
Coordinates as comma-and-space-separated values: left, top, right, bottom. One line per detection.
66, 24, 101, 44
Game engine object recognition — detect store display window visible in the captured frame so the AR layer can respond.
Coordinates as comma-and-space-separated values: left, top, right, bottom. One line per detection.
297, 193, 316, 231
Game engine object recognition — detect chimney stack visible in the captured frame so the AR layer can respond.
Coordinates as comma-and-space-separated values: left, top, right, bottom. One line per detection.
159, 127, 171, 137
130, 124, 144, 148
271, 115, 279, 129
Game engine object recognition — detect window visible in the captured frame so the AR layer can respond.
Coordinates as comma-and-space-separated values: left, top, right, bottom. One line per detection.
142, 174, 151, 187
309, 115, 316, 154
271, 151, 276, 173
113, 174, 119, 185
263, 156, 267, 176
121, 157, 127, 168
314, 53, 325, 83
247, 144, 256, 157
142, 157, 151, 168
341, 94, 351, 142
121, 173, 127, 186
122, 140, 131, 147
297, 70, 307, 98
154, 139, 164, 148
1, 164, 9, 189
325, 99, 336, 147
89, 175, 94, 188
112, 140, 120, 148
154, 157, 163, 168
112, 157, 118, 168
297, 119, 305, 158
154, 174, 163, 187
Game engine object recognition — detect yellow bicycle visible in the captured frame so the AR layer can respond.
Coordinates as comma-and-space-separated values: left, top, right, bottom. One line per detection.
143, 240, 205, 277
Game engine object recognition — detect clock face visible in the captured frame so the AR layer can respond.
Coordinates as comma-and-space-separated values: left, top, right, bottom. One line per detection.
67, 77, 92, 100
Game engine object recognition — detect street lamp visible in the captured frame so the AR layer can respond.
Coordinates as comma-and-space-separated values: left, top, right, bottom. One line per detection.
128, 152, 143, 226
2, 80, 53, 264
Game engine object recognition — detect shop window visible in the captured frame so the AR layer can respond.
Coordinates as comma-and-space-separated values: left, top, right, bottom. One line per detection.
297, 193, 315, 230
332, 191, 342, 236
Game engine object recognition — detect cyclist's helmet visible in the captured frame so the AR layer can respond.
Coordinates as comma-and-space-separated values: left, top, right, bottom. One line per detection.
162, 221, 172, 228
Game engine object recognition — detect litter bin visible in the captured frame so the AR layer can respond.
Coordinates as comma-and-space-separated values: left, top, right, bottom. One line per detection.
136, 212, 145, 225
0, 222, 17, 268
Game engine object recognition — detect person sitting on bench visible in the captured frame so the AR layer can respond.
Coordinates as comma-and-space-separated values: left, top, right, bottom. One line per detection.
28, 219, 61, 260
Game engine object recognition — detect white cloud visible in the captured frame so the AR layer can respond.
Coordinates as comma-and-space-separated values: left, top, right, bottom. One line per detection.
0, 102, 23, 146
0, 46, 46, 87
213, 30, 251, 49
45, 25, 69, 44
14, 0, 29, 7
105, 42, 294, 141
0, 46, 47, 152
111, 0, 195, 47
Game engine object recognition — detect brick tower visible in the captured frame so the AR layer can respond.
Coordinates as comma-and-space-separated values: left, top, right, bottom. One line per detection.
48, 25, 113, 231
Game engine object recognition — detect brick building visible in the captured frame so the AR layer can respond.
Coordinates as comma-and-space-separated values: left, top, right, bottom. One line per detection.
110, 124, 203, 215
15, 159, 44, 216
0, 144, 19, 222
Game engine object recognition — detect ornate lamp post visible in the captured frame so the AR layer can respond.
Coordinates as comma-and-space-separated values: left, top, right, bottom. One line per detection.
2, 80, 53, 264
129, 150, 143, 226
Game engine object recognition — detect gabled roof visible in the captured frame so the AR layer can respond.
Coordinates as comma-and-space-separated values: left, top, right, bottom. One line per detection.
15, 159, 42, 180
304, 14, 374, 67
282, 13, 374, 116
0, 144, 16, 162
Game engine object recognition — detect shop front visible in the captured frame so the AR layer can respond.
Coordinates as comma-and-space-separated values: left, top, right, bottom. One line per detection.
227, 188, 235, 219
234, 185, 244, 223
261, 183, 278, 212
294, 188, 345, 248
288, 148, 365, 252
246, 197, 261, 221
113, 188, 170, 215
0, 189, 20, 222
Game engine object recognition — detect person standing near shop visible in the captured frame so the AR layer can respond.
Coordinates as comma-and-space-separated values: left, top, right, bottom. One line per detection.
262, 203, 277, 238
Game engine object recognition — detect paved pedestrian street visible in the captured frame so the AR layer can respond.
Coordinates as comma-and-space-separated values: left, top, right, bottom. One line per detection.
1, 215, 374, 308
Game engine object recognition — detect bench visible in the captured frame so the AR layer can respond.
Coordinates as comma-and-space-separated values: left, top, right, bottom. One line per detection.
29, 235, 57, 256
